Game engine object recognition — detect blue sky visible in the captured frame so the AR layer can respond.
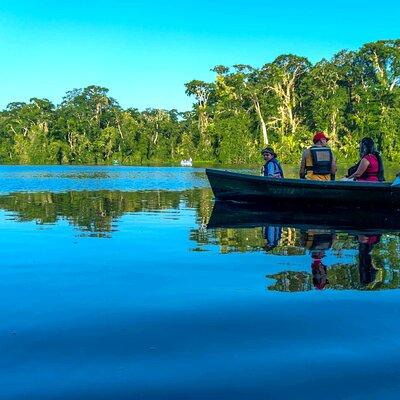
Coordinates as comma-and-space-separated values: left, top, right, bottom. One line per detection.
0, 0, 399, 111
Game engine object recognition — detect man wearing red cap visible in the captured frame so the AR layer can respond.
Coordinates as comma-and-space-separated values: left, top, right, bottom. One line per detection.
299, 131, 337, 180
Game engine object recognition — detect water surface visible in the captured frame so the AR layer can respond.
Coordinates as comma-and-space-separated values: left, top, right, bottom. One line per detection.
1, 166, 400, 399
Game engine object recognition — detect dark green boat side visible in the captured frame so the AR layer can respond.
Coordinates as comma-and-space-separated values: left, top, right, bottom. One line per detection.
205, 168, 400, 208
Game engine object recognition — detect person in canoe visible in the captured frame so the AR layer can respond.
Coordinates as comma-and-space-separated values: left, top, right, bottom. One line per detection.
299, 131, 337, 180
261, 147, 284, 178
346, 137, 385, 182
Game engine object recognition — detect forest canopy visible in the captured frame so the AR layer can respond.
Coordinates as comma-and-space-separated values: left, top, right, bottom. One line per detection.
1, 40, 399, 165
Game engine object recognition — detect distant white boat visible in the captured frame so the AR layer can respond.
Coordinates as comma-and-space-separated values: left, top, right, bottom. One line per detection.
180, 157, 193, 167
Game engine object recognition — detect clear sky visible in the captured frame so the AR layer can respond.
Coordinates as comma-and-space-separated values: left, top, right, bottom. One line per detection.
0, 0, 399, 111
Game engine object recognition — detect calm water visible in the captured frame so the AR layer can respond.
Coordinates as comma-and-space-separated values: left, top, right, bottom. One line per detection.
1, 166, 400, 399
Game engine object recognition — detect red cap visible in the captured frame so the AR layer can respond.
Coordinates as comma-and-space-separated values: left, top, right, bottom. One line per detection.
313, 131, 329, 144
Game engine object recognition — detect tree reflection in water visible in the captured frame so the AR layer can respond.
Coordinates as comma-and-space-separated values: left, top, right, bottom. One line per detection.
266, 231, 400, 292
1, 189, 400, 291
0, 189, 213, 237
205, 201, 400, 292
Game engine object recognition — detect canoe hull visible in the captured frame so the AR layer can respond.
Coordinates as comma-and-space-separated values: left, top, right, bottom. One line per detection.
206, 169, 400, 208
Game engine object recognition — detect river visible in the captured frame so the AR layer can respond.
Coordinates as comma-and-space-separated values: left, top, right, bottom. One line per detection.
0, 165, 400, 399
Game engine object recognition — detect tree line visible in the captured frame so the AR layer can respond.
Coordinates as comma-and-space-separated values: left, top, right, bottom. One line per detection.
0, 39, 399, 165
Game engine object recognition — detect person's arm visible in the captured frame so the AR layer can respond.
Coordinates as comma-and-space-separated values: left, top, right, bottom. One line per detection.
348, 158, 370, 180
299, 150, 307, 179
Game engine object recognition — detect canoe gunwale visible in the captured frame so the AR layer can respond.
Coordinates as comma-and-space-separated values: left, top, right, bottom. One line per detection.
205, 168, 392, 191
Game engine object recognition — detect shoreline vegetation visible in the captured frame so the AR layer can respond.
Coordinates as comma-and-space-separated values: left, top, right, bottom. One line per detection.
1, 40, 399, 167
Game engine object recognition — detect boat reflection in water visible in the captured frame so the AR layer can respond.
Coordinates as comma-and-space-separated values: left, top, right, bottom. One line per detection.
207, 201, 400, 292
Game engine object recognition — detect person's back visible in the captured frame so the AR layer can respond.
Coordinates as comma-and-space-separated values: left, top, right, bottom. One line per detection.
303, 146, 334, 181
300, 132, 336, 181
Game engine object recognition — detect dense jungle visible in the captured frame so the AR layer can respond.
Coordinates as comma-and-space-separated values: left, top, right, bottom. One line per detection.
1, 40, 399, 166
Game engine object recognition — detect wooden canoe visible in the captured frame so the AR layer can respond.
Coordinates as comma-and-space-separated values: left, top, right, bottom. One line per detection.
206, 168, 400, 209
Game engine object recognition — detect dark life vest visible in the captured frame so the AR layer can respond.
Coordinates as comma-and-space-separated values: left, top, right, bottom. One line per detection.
306, 146, 333, 175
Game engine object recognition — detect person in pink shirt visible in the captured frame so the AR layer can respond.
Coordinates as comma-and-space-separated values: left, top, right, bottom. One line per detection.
347, 137, 385, 182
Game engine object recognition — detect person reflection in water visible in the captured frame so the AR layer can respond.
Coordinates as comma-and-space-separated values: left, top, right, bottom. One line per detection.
311, 251, 329, 290
263, 225, 282, 252
302, 229, 335, 290
358, 234, 381, 285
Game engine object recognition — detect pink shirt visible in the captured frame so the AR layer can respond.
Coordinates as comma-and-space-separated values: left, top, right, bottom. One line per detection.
357, 154, 379, 182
